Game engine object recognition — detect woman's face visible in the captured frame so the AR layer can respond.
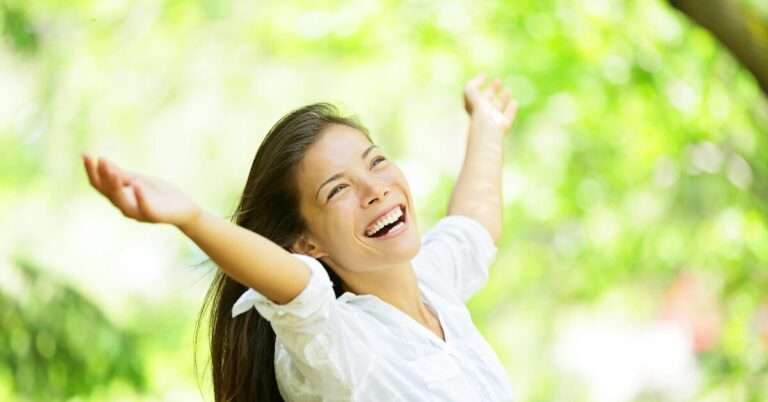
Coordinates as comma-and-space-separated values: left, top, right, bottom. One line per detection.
294, 124, 420, 273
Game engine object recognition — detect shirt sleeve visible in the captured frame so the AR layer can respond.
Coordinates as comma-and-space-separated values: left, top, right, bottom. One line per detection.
231, 253, 336, 333
230, 253, 357, 394
416, 214, 498, 303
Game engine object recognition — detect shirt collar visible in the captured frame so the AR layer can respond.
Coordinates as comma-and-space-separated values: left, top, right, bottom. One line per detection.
336, 284, 435, 309
337, 291, 377, 304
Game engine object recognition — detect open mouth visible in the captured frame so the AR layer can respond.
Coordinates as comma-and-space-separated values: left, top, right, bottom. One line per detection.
365, 204, 407, 238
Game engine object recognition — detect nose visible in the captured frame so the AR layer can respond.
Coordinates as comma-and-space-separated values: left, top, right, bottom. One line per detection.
362, 179, 389, 207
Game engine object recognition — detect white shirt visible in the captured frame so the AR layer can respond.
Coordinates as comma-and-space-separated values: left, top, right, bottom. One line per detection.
232, 215, 515, 401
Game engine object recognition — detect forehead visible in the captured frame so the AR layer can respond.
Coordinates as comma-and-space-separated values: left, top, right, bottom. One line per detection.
298, 124, 372, 185
309, 124, 370, 158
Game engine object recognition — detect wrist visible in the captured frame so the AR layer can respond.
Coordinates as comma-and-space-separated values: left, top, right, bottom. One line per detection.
178, 207, 206, 238
468, 114, 505, 137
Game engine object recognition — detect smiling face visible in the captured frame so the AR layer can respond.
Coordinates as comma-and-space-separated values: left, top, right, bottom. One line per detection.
293, 124, 420, 274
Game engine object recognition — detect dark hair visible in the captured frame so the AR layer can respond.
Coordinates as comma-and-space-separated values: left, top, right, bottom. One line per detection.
193, 103, 371, 401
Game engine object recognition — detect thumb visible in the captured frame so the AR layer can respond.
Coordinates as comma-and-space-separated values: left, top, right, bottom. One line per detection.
467, 72, 486, 89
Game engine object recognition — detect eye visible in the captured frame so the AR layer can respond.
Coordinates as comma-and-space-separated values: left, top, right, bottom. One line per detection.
327, 184, 346, 200
371, 156, 386, 168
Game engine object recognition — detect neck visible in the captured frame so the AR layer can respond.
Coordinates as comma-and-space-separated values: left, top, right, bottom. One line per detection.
336, 260, 433, 326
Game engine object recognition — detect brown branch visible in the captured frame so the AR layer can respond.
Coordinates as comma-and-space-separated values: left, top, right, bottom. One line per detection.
669, 0, 768, 95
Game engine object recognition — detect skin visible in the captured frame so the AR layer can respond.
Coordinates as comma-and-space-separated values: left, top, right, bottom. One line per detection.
82, 73, 517, 341
289, 124, 432, 334
449, 73, 518, 244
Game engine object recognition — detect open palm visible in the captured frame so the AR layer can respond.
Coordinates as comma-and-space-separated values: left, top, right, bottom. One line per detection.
463, 73, 518, 133
82, 154, 200, 228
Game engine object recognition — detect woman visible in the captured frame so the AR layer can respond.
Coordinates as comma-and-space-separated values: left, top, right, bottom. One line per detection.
83, 73, 518, 401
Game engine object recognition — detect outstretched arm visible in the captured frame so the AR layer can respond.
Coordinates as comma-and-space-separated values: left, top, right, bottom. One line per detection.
82, 154, 310, 305
447, 74, 518, 246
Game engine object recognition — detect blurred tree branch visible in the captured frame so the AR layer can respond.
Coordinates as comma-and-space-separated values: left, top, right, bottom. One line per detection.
669, 0, 768, 95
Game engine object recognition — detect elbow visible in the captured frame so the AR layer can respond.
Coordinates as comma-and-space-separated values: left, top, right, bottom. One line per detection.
490, 226, 502, 247
482, 213, 503, 246
478, 218, 503, 247
449, 208, 503, 246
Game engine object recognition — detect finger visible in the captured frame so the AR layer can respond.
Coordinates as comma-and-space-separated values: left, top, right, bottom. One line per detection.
467, 72, 486, 90
124, 183, 145, 221
474, 72, 486, 86
100, 160, 121, 200
116, 180, 147, 222
107, 164, 140, 219
495, 89, 511, 111
503, 100, 519, 126
83, 153, 102, 190
133, 180, 150, 221
99, 159, 127, 206
97, 157, 117, 197
484, 78, 502, 99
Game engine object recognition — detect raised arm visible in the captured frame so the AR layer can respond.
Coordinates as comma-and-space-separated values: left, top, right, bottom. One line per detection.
447, 74, 518, 246
82, 154, 310, 305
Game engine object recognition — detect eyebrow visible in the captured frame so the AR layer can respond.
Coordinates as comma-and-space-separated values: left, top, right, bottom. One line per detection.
315, 144, 379, 200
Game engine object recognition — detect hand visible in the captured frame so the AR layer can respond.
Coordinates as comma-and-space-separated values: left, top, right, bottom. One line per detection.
463, 73, 518, 133
82, 153, 202, 230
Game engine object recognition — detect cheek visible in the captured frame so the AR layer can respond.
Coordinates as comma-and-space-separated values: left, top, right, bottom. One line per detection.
390, 169, 411, 194
388, 165, 408, 183
326, 201, 358, 235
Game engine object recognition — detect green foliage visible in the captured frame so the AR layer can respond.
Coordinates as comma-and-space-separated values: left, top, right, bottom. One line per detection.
0, 260, 146, 400
1, 4, 38, 54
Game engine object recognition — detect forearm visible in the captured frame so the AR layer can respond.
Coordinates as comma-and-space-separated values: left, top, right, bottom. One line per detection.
179, 209, 311, 304
447, 117, 504, 244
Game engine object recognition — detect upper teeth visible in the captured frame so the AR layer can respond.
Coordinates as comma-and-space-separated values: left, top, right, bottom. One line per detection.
366, 207, 403, 236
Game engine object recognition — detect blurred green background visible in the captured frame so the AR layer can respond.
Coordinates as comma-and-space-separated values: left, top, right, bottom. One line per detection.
1, 0, 766, 401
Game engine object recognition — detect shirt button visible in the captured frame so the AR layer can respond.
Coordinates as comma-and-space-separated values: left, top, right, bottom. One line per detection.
276, 310, 286, 316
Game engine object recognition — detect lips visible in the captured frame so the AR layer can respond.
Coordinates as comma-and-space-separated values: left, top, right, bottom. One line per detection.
364, 204, 406, 237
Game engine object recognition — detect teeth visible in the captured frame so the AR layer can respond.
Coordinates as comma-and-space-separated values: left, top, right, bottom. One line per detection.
386, 221, 405, 234
366, 207, 403, 237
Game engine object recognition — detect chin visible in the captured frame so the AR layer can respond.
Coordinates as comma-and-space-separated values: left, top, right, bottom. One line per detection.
389, 235, 422, 262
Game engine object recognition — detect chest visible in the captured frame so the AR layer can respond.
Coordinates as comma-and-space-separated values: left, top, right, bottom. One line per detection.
276, 300, 513, 401
368, 299, 511, 399
353, 338, 509, 402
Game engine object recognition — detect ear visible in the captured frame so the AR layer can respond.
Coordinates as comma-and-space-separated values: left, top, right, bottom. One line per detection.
289, 234, 326, 259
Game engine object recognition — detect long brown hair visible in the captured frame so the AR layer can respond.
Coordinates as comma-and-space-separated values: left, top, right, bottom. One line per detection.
193, 103, 371, 401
